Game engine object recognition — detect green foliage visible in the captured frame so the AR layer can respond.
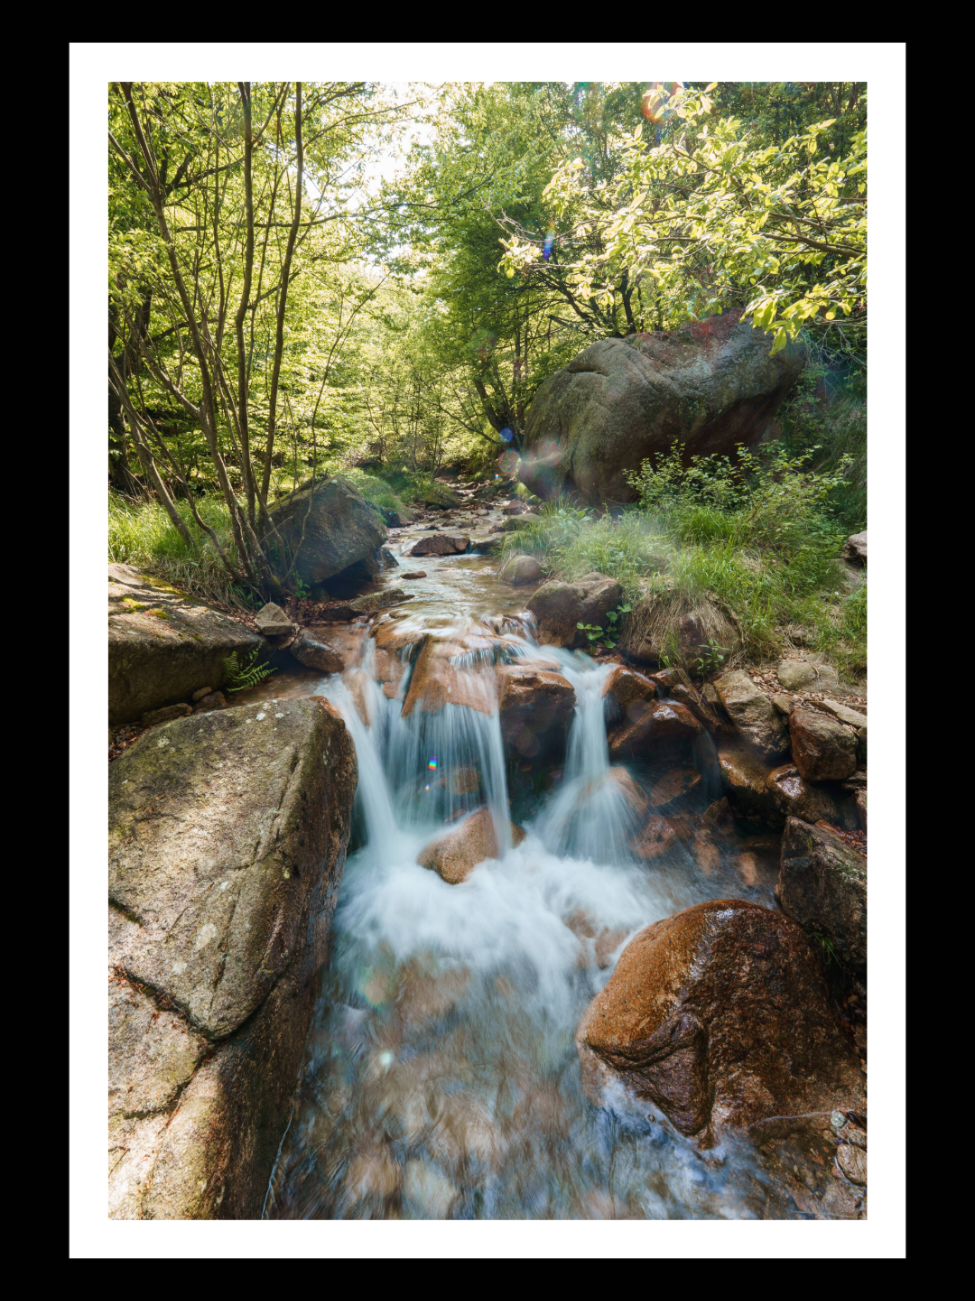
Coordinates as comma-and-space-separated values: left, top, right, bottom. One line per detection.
500, 502, 667, 599
223, 647, 277, 693
108, 491, 255, 608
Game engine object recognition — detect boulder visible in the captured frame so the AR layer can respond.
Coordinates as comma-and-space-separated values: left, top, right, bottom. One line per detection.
108, 698, 357, 1217
475, 532, 507, 556
255, 602, 292, 637
408, 534, 470, 558
401, 571, 427, 580
842, 531, 867, 565
776, 659, 840, 693
713, 669, 789, 760
347, 587, 414, 616
499, 554, 543, 586
630, 812, 679, 861
401, 638, 494, 718
715, 739, 779, 820
777, 817, 867, 984
602, 665, 657, 723
790, 708, 858, 782
648, 766, 702, 811
575, 899, 863, 1141
417, 807, 526, 884
261, 476, 387, 589
767, 764, 844, 826
818, 699, 867, 731
607, 698, 703, 761
527, 572, 623, 648
496, 663, 577, 760
109, 569, 262, 726
499, 514, 539, 532
518, 310, 805, 506
289, 628, 345, 674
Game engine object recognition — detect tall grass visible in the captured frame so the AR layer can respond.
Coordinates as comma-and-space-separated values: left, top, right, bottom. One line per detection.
500, 445, 866, 677
108, 492, 256, 608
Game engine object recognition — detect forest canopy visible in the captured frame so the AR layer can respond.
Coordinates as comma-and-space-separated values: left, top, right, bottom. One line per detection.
108, 79, 866, 597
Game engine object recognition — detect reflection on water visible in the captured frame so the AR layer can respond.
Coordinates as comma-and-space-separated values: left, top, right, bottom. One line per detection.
254, 497, 831, 1220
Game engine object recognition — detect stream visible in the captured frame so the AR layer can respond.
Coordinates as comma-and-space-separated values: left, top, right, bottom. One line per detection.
246, 493, 815, 1220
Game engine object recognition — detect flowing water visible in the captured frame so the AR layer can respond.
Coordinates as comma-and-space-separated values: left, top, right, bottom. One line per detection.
252, 497, 821, 1220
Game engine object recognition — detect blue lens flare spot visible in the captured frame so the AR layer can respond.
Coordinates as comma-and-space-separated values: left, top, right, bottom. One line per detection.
500, 427, 513, 443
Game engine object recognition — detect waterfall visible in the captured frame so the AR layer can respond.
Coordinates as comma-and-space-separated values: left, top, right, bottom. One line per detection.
535, 650, 640, 865
323, 635, 512, 861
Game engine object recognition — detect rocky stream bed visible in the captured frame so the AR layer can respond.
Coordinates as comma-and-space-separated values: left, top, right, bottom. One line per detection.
108, 482, 867, 1220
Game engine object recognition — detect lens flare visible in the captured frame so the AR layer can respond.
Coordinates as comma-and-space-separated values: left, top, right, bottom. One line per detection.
542, 227, 555, 261
642, 81, 684, 123
499, 427, 514, 443
428, 757, 438, 770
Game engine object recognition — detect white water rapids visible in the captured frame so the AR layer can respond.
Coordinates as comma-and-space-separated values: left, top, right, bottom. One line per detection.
260, 602, 793, 1220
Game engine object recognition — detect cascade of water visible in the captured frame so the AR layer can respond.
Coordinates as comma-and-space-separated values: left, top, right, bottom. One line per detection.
534, 648, 640, 865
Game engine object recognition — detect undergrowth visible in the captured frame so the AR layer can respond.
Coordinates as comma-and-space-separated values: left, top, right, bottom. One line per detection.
500, 444, 866, 678
108, 492, 258, 609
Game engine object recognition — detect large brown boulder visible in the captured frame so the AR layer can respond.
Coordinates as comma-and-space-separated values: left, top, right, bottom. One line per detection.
261, 476, 387, 590
109, 567, 262, 726
108, 697, 357, 1218
607, 698, 702, 760
789, 708, 858, 782
777, 817, 867, 985
417, 807, 526, 884
713, 669, 789, 760
526, 572, 622, 648
518, 311, 805, 506
401, 637, 495, 717
576, 899, 863, 1142
496, 663, 577, 760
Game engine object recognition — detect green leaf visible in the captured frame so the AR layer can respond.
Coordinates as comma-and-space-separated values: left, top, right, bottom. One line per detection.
770, 328, 788, 355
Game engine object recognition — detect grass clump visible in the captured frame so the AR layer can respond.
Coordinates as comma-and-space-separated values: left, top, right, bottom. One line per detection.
108, 491, 256, 609
498, 443, 866, 679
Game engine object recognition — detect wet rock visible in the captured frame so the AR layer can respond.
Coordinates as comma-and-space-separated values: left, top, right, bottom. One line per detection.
565, 911, 630, 968
108, 698, 356, 1217
109, 568, 262, 726
777, 817, 867, 985
501, 500, 529, 515
605, 766, 649, 815
255, 602, 293, 637
526, 572, 622, 648
649, 766, 702, 810
842, 531, 867, 565
789, 709, 858, 782
608, 699, 703, 761
301, 624, 366, 671
630, 813, 679, 861
518, 311, 805, 506
140, 702, 193, 727
290, 628, 345, 674
401, 570, 427, 580
192, 691, 226, 713
347, 587, 413, 616
576, 899, 863, 1141
475, 532, 507, 556
402, 638, 495, 717
499, 554, 542, 585
776, 659, 839, 693
713, 669, 789, 760
261, 476, 387, 589
767, 764, 843, 825
408, 534, 470, 558
417, 808, 526, 885
602, 665, 657, 723
496, 663, 576, 759
715, 739, 778, 820
667, 682, 725, 732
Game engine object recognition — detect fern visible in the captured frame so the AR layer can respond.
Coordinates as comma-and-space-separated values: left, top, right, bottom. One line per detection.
223, 647, 276, 693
